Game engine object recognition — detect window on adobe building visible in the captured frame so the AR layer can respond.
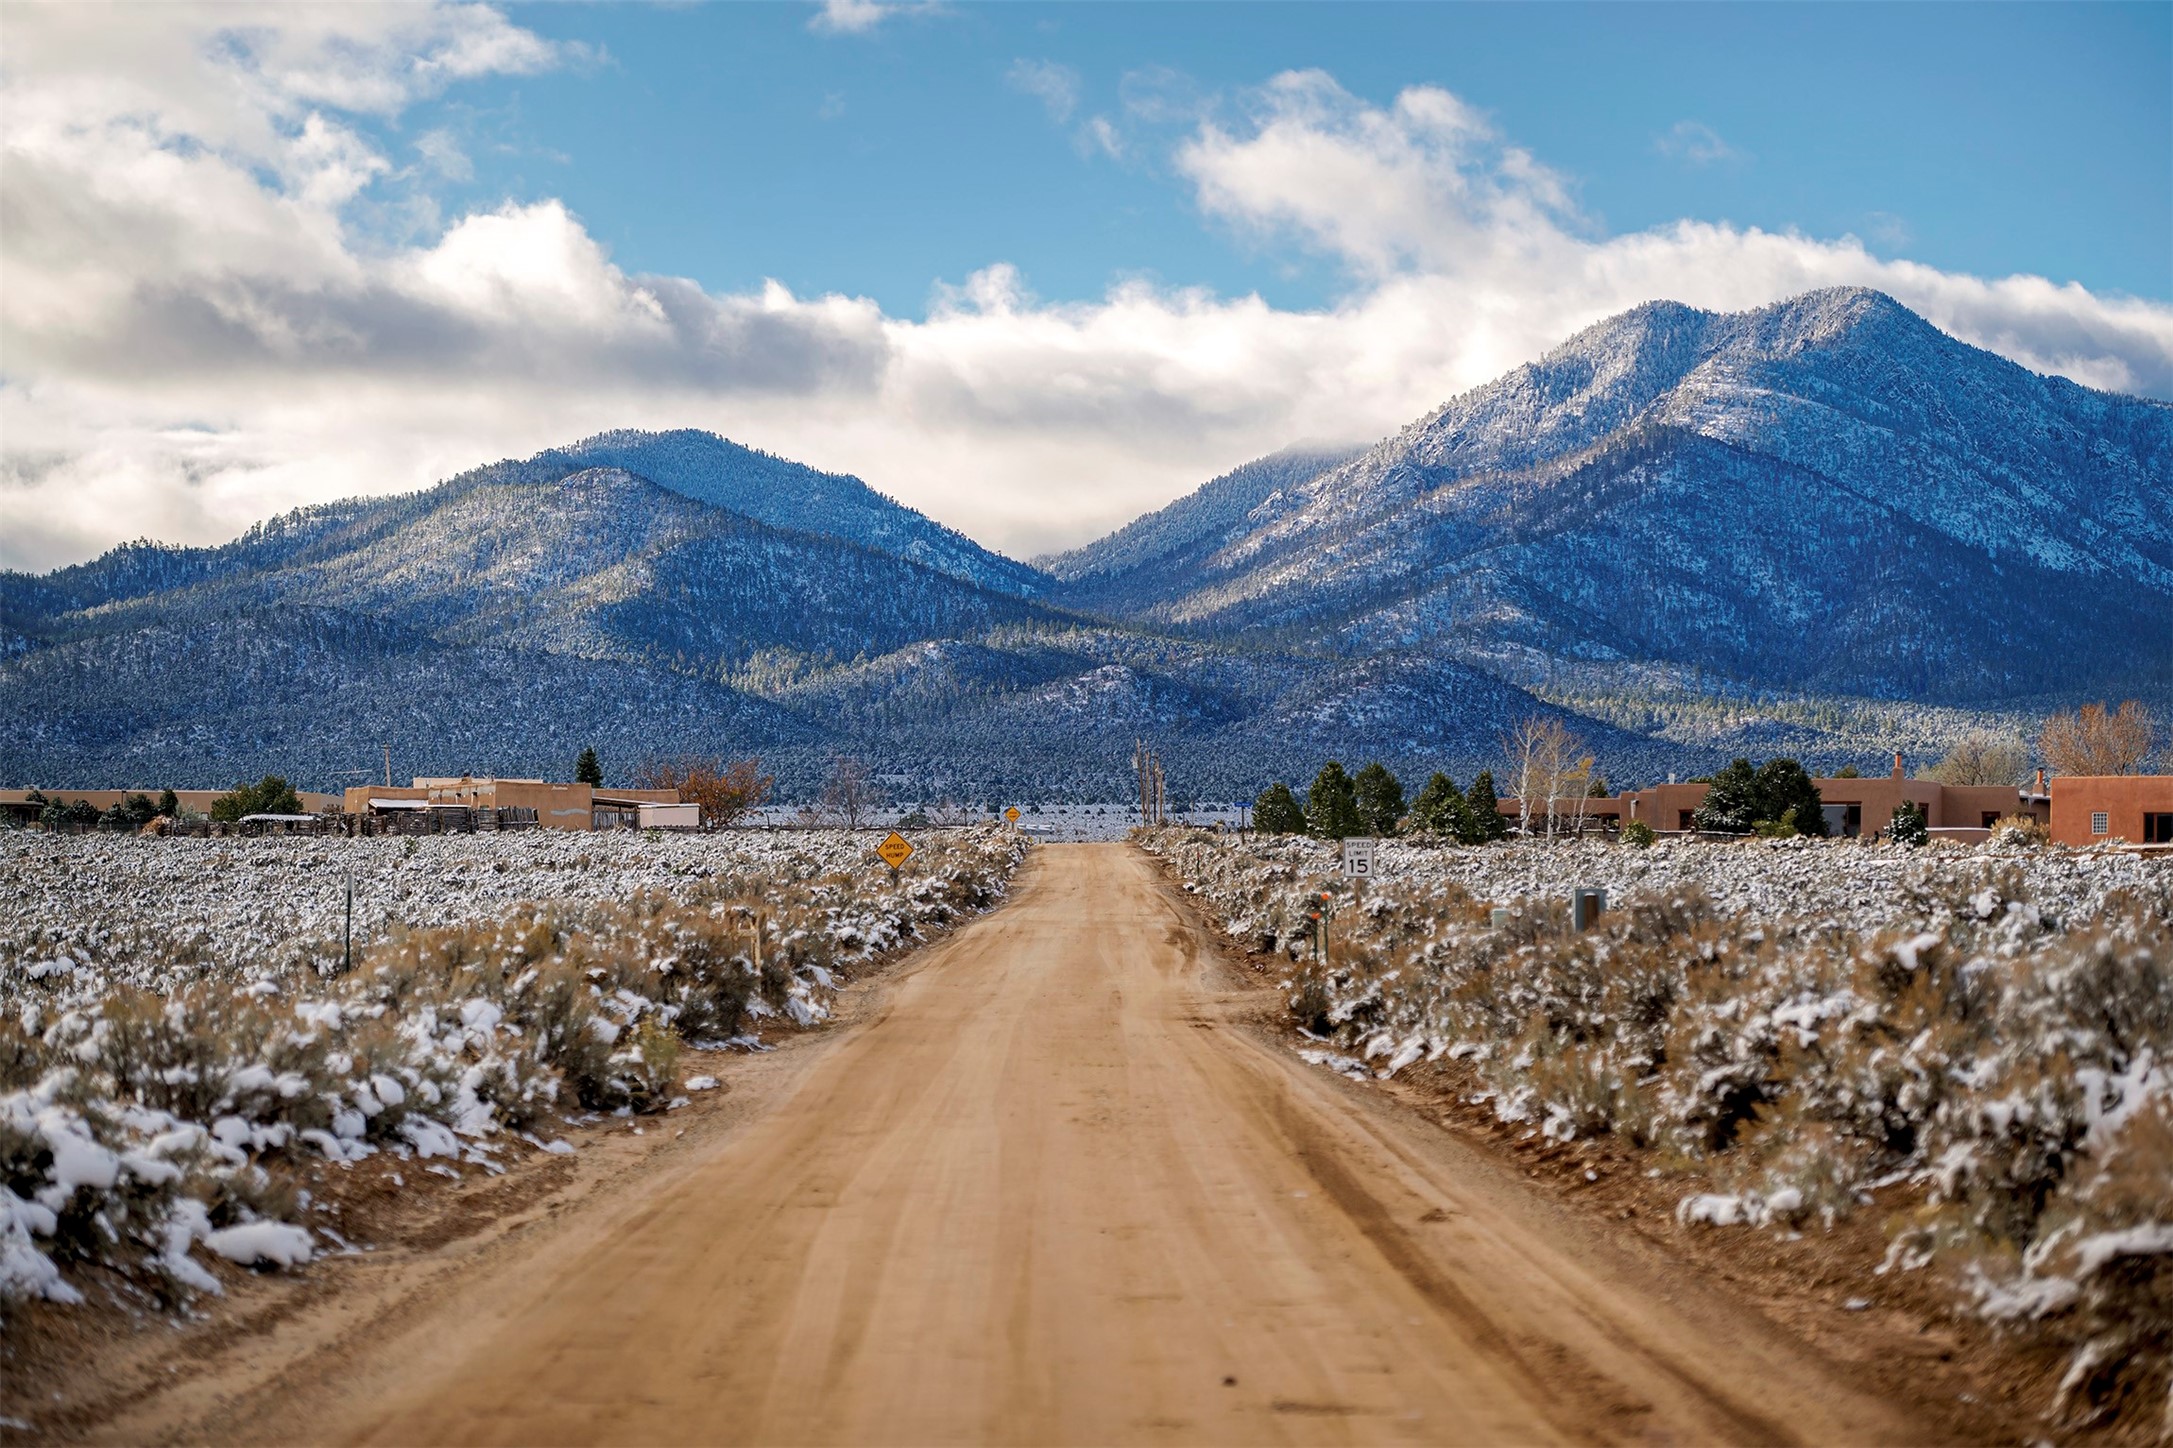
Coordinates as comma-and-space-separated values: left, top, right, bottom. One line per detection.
1981, 812, 2001, 828
2091, 811, 2109, 836
2146, 813, 2173, 845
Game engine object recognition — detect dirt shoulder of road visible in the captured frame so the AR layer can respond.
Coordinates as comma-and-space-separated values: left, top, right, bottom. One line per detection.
1142, 856, 2087, 1447
0, 884, 988, 1446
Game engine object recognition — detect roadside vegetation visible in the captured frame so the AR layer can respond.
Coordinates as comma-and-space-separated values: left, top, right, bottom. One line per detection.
1146, 826, 2173, 1437
0, 827, 1027, 1314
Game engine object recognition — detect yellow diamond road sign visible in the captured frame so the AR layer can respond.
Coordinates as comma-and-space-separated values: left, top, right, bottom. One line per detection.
1004, 806, 1021, 823
877, 831, 914, 869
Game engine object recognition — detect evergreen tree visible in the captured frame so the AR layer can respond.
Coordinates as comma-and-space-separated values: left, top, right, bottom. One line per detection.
1351, 761, 1405, 836
1889, 799, 1929, 846
42, 798, 100, 830
1252, 782, 1305, 835
1697, 757, 1828, 836
1459, 771, 1508, 843
1753, 759, 1828, 837
100, 793, 159, 832
1693, 758, 1761, 833
156, 788, 181, 818
210, 775, 304, 822
1409, 772, 1466, 836
1304, 761, 1362, 840
575, 746, 604, 786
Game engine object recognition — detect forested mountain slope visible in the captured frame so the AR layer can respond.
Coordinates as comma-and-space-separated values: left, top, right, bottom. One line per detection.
6, 290, 2168, 798
467, 430, 1049, 597
1038, 444, 1360, 611
1062, 289, 2173, 699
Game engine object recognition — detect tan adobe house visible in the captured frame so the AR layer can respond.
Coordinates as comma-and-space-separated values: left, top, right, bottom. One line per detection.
0, 787, 342, 827
2047, 776, 2173, 846
343, 777, 684, 831
1500, 753, 2052, 842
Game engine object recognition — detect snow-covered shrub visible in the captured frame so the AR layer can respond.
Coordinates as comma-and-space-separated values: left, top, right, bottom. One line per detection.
0, 827, 1030, 1310
1990, 814, 2050, 848
1143, 826, 2173, 1428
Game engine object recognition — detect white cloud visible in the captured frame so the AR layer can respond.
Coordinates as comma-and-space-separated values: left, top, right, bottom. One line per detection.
810, 0, 892, 35
1007, 58, 1079, 124
808, 0, 945, 36
1078, 115, 1125, 160
415, 127, 474, 182
1656, 120, 1743, 166
4, 27, 2169, 577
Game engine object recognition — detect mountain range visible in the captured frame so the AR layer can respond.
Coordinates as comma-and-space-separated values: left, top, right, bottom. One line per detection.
5, 288, 2168, 801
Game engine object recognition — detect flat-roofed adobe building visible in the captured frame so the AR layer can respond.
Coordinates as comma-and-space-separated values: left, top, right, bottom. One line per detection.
0, 787, 341, 827
343, 777, 683, 831
1500, 754, 2049, 841
2048, 776, 2173, 847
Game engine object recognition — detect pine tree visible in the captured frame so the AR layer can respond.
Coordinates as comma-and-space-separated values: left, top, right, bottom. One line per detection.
1753, 759, 1829, 837
1409, 772, 1465, 836
1252, 782, 1305, 835
1460, 771, 1507, 843
1698, 757, 1828, 836
575, 746, 603, 786
1304, 761, 1362, 840
209, 775, 303, 823
1352, 761, 1404, 836
1693, 758, 1760, 834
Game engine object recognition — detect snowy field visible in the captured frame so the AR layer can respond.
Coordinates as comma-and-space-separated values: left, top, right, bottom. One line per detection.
1148, 828, 2173, 1423
737, 803, 1246, 841
1360, 832, 2162, 931
1, 827, 1028, 1311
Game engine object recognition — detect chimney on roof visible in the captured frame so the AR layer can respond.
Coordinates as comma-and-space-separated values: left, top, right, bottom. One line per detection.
2035, 767, 2046, 794
1892, 750, 1904, 780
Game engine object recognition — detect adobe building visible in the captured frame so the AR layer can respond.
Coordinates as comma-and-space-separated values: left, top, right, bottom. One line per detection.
343, 777, 686, 831
0, 787, 341, 828
1501, 753, 2051, 842
2047, 776, 2173, 847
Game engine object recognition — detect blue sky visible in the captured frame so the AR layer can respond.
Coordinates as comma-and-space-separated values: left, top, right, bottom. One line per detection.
412, 2, 2173, 316
4, 1, 2170, 569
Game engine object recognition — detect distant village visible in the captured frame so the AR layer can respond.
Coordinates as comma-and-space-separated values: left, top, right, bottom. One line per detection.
4, 701, 2166, 852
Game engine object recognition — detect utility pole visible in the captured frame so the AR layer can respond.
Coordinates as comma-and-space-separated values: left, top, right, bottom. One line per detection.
383, 743, 392, 789
1133, 739, 1168, 827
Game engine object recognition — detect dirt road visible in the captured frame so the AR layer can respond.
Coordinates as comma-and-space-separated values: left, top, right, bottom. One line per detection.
151, 844, 1930, 1445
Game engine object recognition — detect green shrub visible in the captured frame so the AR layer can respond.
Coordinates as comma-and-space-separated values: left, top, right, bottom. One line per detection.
1889, 800, 1929, 846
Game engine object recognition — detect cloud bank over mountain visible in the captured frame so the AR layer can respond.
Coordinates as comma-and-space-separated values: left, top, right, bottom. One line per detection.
4, 3, 2169, 572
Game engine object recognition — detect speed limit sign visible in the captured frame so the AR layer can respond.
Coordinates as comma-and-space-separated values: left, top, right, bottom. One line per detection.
1341, 837, 1376, 878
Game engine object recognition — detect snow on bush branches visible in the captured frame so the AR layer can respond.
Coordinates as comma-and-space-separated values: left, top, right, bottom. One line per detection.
0, 828, 1026, 1314
1146, 828, 2173, 1432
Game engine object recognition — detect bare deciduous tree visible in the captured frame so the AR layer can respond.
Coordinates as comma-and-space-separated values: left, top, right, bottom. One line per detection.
1927, 732, 2030, 787
1502, 717, 1588, 838
812, 755, 883, 831
2040, 701, 2156, 777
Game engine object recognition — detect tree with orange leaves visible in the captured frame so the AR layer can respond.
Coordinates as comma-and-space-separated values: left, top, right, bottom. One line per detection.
632, 756, 774, 827
2039, 701, 2156, 777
